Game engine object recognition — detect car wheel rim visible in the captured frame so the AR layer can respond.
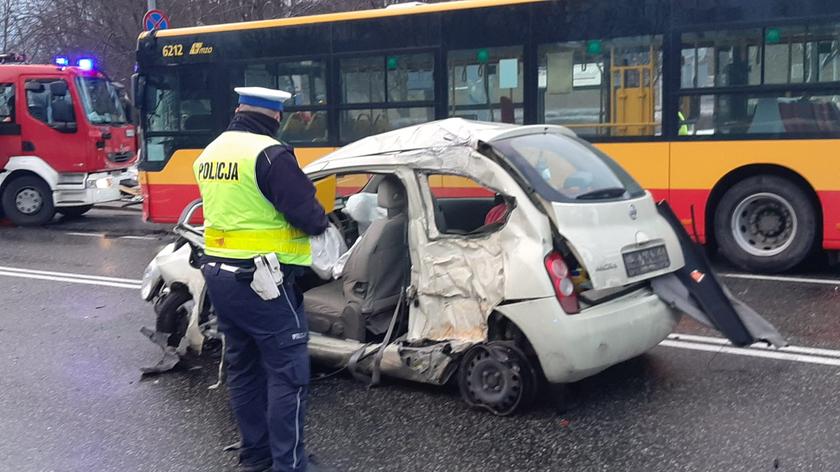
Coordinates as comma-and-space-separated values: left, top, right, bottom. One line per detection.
15, 187, 43, 215
461, 343, 530, 416
730, 192, 797, 257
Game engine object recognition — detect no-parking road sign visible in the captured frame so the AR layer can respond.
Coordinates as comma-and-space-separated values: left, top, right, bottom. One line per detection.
143, 9, 170, 31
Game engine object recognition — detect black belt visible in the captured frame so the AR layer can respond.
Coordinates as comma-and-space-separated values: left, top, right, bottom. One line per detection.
202, 255, 256, 269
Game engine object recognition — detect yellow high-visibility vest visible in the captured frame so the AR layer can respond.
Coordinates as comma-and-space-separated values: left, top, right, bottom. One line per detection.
193, 131, 311, 265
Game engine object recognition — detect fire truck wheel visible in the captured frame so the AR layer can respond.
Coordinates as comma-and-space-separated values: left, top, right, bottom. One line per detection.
58, 205, 94, 218
1, 175, 56, 226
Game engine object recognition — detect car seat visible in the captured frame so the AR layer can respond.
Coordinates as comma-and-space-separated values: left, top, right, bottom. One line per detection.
304, 175, 409, 341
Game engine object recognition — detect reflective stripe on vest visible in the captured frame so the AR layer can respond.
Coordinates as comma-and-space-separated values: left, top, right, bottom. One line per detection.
193, 131, 312, 265
204, 227, 310, 256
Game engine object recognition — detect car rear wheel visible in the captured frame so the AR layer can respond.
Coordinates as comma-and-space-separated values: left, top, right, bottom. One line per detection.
714, 175, 816, 273
1, 175, 55, 226
458, 342, 539, 416
58, 205, 94, 218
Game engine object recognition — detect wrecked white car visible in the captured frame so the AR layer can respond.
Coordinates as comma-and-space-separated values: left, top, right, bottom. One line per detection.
142, 118, 783, 415
298, 118, 782, 415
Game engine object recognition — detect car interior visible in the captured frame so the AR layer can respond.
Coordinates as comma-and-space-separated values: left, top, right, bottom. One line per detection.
303, 174, 411, 342
300, 172, 514, 343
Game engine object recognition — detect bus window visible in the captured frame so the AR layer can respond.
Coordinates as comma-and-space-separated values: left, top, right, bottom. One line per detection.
277, 60, 327, 107
762, 23, 840, 85
231, 60, 329, 144
538, 36, 662, 137
0, 83, 14, 122
448, 46, 523, 124
146, 69, 213, 132
680, 30, 762, 88
678, 92, 840, 135
338, 53, 434, 143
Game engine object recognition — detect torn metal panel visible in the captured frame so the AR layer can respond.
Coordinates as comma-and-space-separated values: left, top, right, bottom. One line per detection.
651, 274, 787, 348
304, 118, 572, 182
410, 235, 505, 342
307, 333, 468, 385
405, 170, 548, 343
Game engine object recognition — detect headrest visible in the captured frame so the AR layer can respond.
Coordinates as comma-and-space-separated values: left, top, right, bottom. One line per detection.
377, 175, 406, 210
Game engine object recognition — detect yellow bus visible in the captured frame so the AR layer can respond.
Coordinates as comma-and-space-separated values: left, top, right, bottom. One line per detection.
135, 0, 840, 272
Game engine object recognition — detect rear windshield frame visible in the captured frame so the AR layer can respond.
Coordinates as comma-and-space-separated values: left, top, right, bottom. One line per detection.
488, 132, 646, 203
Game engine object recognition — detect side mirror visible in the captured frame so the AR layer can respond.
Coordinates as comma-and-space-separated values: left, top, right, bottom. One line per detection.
25, 81, 45, 93
49, 81, 68, 97
131, 73, 145, 110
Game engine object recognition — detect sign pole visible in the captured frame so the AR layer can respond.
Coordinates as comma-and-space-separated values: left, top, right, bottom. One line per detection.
147, 0, 156, 10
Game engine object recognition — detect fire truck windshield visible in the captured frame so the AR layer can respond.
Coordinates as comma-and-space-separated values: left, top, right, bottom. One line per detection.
75, 77, 127, 125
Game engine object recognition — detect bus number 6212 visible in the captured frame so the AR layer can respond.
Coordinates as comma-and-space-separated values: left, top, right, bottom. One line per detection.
162, 44, 184, 57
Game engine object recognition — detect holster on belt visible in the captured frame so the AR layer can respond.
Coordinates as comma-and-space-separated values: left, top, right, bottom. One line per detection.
250, 253, 285, 301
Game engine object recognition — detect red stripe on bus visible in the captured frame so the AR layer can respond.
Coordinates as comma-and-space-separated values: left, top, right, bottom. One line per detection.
818, 190, 840, 249
143, 183, 201, 223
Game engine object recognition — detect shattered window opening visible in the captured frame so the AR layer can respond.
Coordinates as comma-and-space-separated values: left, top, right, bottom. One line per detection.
418, 171, 514, 238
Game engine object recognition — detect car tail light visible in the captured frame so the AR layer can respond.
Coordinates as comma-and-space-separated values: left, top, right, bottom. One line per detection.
544, 252, 580, 314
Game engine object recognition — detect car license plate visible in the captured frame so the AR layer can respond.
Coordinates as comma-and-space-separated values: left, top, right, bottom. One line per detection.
623, 245, 670, 277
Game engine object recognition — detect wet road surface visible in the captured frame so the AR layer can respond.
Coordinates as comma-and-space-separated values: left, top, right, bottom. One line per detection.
1, 208, 839, 471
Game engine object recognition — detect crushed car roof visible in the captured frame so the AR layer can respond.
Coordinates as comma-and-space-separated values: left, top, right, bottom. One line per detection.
303, 118, 575, 174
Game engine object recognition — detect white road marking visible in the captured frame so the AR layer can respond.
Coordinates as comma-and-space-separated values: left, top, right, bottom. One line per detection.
668, 333, 840, 359
719, 272, 840, 286
63, 231, 158, 241
0, 265, 142, 284
64, 231, 104, 238
118, 235, 159, 241
0, 270, 142, 289
661, 335, 840, 367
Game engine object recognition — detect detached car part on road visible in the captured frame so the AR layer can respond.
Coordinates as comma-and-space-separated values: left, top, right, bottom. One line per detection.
141, 118, 784, 415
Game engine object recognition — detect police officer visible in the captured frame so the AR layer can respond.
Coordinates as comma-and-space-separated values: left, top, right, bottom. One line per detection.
193, 87, 329, 472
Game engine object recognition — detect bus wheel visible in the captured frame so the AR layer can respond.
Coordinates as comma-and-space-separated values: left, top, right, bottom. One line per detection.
58, 205, 94, 218
714, 175, 816, 273
1, 175, 56, 226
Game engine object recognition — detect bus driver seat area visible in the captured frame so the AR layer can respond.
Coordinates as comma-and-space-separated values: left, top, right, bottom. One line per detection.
303, 175, 409, 342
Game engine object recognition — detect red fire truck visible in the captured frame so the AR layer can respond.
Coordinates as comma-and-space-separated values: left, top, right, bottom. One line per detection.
0, 54, 137, 225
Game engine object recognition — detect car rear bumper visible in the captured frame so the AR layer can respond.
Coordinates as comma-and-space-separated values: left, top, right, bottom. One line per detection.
496, 288, 680, 383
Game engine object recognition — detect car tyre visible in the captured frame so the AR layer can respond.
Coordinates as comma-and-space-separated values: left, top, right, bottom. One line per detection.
1, 175, 55, 226
714, 175, 816, 273
153, 289, 193, 348
58, 204, 94, 218
458, 342, 539, 416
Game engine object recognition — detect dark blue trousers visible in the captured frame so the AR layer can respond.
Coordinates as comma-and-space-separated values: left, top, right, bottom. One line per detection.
202, 263, 310, 472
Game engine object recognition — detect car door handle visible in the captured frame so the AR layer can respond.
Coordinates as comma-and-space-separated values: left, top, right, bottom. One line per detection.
22, 141, 35, 152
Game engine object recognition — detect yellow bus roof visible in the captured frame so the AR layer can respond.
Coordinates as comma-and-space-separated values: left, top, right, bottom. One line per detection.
140, 0, 545, 39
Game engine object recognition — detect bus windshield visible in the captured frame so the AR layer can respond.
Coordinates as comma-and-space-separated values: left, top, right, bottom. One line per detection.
76, 77, 127, 124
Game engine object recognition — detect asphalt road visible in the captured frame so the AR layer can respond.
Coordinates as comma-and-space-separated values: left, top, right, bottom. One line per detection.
1, 207, 839, 472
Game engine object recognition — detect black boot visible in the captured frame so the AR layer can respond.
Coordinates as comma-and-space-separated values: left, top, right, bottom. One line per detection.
239, 457, 272, 472
307, 454, 339, 472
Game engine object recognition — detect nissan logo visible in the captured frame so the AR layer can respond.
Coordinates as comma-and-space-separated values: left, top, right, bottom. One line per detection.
629, 204, 638, 220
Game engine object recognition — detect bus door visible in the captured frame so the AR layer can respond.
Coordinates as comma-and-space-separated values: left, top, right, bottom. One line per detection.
19, 75, 87, 172
610, 46, 656, 136
0, 79, 21, 168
